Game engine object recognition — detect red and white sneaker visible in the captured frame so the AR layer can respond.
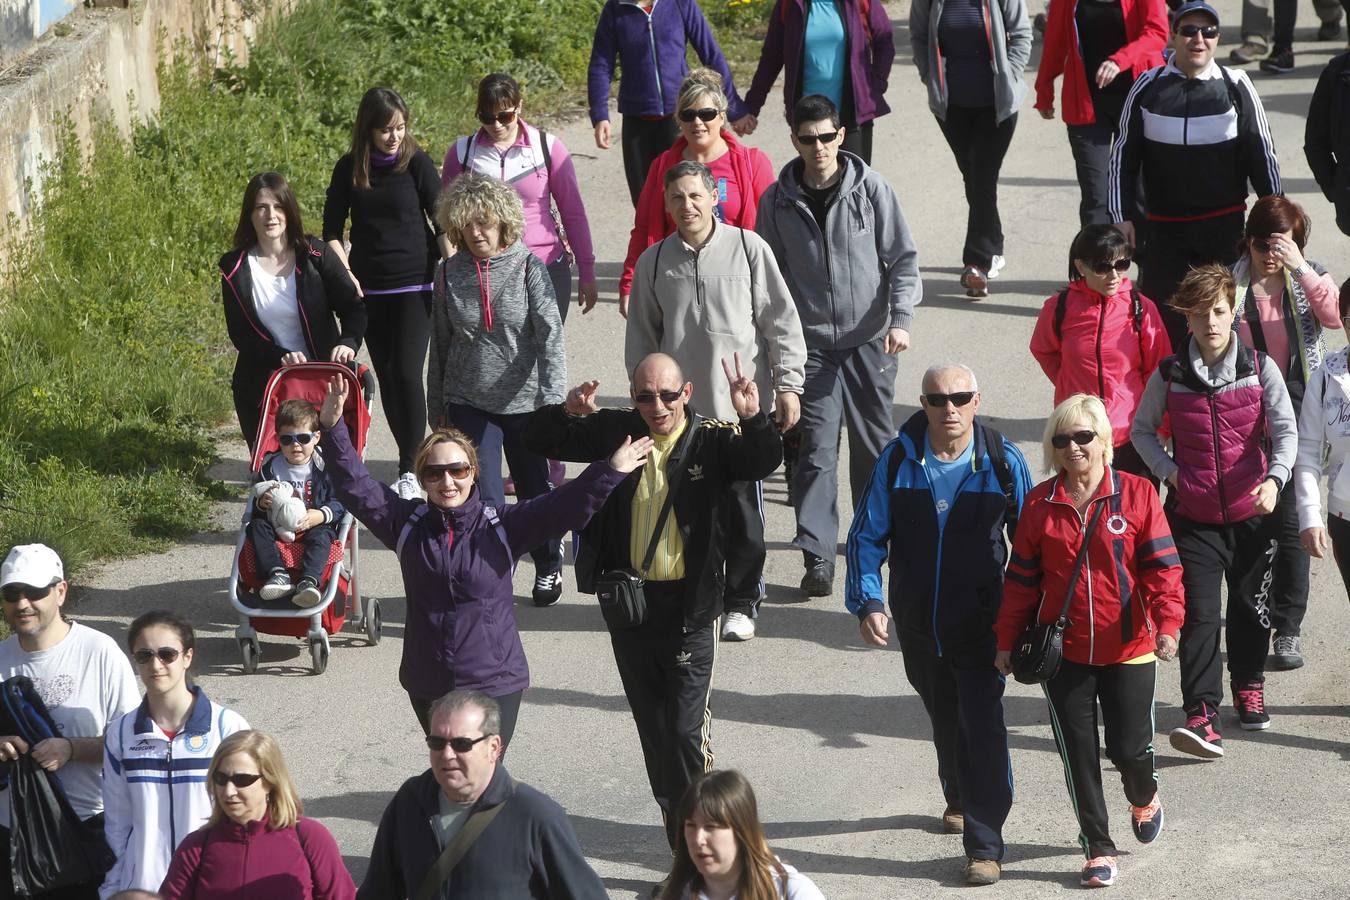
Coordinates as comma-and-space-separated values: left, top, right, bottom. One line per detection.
1081, 856, 1118, 887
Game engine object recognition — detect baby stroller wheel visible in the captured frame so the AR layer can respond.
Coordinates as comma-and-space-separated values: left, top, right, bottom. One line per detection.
363, 597, 382, 646
239, 638, 259, 675
309, 635, 330, 675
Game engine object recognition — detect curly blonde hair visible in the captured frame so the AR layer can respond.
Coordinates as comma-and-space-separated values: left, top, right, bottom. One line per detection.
435, 171, 525, 249
677, 68, 729, 115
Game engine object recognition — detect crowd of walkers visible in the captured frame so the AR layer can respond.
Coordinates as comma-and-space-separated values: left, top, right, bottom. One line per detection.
4, 0, 1350, 895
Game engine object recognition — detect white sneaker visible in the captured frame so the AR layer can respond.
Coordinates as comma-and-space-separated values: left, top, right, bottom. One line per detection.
721, 612, 755, 641
988, 255, 1006, 279
394, 472, 423, 500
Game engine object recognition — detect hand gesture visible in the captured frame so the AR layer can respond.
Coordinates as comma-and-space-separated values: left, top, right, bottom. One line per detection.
320, 374, 349, 429
722, 353, 760, 419
1300, 525, 1329, 559
1251, 478, 1279, 516
578, 281, 599, 314
565, 380, 601, 416
1269, 233, 1308, 273
609, 435, 655, 473
1156, 633, 1178, 662
281, 351, 308, 366
594, 121, 612, 150
860, 612, 890, 647
330, 345, 356, 365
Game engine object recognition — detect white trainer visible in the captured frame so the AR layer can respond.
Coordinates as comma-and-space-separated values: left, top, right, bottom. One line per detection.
988, 254, 1006, 279
394, 472, 423, 500
721, 612, 755, 642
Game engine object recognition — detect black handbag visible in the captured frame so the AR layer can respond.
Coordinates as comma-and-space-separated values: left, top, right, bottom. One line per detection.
1012, 501, 1104, 685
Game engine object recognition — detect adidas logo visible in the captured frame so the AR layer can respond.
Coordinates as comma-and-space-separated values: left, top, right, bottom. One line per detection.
687, 464, 705, 481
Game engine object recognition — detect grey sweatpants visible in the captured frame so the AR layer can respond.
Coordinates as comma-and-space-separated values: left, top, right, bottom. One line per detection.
1239, 0, 1342, 42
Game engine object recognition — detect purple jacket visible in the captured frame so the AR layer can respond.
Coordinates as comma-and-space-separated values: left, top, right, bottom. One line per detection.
745, 0, 895, 125
321, 423, 626, 700
588, 0, 747, 123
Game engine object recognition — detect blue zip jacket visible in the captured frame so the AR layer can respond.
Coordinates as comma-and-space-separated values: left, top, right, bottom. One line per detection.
588, 0, 747, 124
846, 411, 1032, 655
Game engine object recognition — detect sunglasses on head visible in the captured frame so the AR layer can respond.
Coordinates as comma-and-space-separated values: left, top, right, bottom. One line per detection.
133, 647, 182, 666
1089, 258, 1132, 275
422, 462, 474, 482
211, 771, 264, 789
425, 734, 491, 753
1051, 430, 1097, 449
678, 107, 721, 123
278, 432, 318, 446
796, 131, 840, 146
1177, 23, 1220, 38
1, 582, 57, 604
923, 391, 976, 408
634, 388, 685, 405
479, 109, 517, 126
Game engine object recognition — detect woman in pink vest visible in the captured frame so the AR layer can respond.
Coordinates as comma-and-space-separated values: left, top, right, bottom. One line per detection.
1130, 264, 1297, 760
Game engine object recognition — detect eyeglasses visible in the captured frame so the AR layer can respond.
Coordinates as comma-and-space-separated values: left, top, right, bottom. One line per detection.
922, 391, 976, 408
1, 582, 57, 604
634, 389, 685, 405
678, 107, 721, 123
478, 109, 517, 126
1177, 24, 1220, 38
1051, 430, 1098, 449
211, 771, 264, 788
422, 462, 474, 482
132, 647, 182, 666
278, 432, 318, 446
426, 734, 492, 753
1249, 237, 1278, 253
796, 131, 840, 145
1090, 258, 1132, 275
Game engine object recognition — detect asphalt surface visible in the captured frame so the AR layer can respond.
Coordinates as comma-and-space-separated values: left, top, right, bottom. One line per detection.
73, 1, 1350, 896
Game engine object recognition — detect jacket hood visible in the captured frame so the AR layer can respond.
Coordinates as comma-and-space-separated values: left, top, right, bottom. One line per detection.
773, 150, 868, 204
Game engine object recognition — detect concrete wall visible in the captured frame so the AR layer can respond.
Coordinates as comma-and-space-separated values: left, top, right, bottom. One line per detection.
0, 0, 289, 227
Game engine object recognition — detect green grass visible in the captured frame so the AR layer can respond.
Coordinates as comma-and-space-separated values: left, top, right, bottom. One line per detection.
0, 0, 772, 577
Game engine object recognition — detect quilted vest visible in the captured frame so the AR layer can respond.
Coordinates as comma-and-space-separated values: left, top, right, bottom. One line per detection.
1163, 343, 1267, 524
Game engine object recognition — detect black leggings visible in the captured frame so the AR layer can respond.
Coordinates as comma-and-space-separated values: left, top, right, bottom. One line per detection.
1329, 514, 1350, 599
364, 291, 430, 474
621, 114, 679, 207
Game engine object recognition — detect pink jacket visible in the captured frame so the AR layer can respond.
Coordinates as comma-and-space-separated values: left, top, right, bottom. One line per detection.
159, 816, 355, 900
442, 121, 597, 284
1029, 278, 1170, 447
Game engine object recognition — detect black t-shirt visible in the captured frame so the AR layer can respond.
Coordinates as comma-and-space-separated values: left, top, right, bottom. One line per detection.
1076, 0, 1131, 128
801, 178, 841, 233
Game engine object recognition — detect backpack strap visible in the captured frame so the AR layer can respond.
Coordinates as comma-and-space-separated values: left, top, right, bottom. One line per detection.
982, 425, 1020, 539
738, 226, 757, 306
538, 128, 553, 178
1053, 288, 1070, 340
396, 503, 431, 559
482, 505, 510, 551
458, 134, 475, 170
885, 438, 907, 489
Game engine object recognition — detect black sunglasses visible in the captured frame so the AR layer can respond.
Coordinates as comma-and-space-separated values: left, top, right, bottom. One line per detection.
278, 432, 318, 446
796, 131, 840, 146
1090, 258, 1132, 275
634, 389, 685, 405
1051, 430, 1098, 449
426, 734, 492, 753
1177, 23, 1220, 38
422, 462, 474, 481
922, 391, 976, 408
1, 582, 57, 604
1249, 237, 1278, 253
133, 647, 182, 666
678, 107, 721, 123
478, 109, 517, 126
212, 771, 264, 788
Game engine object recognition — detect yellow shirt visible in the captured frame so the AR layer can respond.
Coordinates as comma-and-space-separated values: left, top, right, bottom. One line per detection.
630, 420, 687, 581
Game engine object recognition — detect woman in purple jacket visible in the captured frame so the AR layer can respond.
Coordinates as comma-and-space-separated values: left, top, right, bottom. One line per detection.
318, 374, 652, 741
588, 0, 752, 205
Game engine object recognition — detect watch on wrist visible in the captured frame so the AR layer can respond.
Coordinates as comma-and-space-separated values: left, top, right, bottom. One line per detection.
1291, 262, 1312, 278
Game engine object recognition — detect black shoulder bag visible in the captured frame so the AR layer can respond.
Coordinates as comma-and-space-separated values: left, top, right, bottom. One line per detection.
1012, 500, 1104, 685
414, 794, 511, 900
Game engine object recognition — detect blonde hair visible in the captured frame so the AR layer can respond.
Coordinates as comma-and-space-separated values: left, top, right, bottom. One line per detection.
435, 171, 525, 249
412, 428, 480, 484
1042, 393, 1115, 472
677, 68, 729, 115
1168, 263, 1236, 315
206, 730, 303, 830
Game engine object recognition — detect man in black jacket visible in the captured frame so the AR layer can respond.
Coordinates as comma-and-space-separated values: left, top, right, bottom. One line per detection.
358, 690, 606, 900
524, 352, 782, 864
1306, 48, 1350, 237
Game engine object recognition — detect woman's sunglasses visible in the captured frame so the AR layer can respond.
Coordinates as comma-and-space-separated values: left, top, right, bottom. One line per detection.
425, 734, 491, 753
422, 462, 474, 482
132, 647, 182, 666
1249, 237, 1279, 253
478, 110, 517, 126
678, 107, 721, 123
211, 771, 264, 788
1051, 430, 1097, 449
278, 432, 318, 446
1089, 258, 1132, 275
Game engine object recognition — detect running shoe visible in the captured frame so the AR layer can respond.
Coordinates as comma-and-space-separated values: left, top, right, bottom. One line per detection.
1232, 679, 1271, 730
1229, 40, 1268, 63
965, 858, 1001, 885
721, 611, 755, 641
1260, 49, 1295, 73
393, 472, 422, 500
1268, 633, 1303, 670
961, 266, 989, 299
988, 254, 1006, 279
1130, 794, 1164, 844
532, 570, 563, 607
259, 568, 293, 601
293, 577, 322, 608
1169, 702, 1224, 758
801, 552, 834, 597
1081, 856, 1118, 887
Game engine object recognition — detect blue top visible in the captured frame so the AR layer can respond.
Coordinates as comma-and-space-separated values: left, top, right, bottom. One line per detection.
938, 0, 995, 108
923, 435, 974, 531
802, 0, 848, 107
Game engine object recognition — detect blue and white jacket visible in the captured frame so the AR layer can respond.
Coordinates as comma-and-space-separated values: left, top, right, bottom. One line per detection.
846, 412, 1032, 657
100, 688, 249, 898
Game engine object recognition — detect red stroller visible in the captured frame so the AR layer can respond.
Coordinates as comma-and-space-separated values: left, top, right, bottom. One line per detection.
228, 362, 380, 674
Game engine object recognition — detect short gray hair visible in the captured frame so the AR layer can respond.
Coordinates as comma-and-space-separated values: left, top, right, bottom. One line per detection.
921, 362, 979, 392
664, 160, 716, 194
427, 690, 501, 736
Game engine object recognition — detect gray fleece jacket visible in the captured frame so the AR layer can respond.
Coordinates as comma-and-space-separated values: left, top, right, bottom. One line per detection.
428, 241, 565, 422
756, 152, 921, 350
910, 0, 1032, 123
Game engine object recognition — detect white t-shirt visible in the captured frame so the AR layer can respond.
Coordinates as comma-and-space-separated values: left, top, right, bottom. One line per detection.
681, 865, 826, 900
278, 459, 315, 497
247, 250, 307, 352
0, 623, 139, 825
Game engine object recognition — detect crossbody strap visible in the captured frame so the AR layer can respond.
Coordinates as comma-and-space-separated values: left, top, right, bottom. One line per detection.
638, 428, 692, 575
1055, 498, 1106, 624
414, 796, 512, 900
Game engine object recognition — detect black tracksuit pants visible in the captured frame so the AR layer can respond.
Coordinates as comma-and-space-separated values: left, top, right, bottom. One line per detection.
899, 634, 1011, 861
1268, 482, 1310, 638
364, 291, 430, 475
722, 480, 766, 616
609, 581, 716, 850
935, 107, 1018, 271
1329, 513, 1350, 597
621, 114, 679, 207
1043, 659, 1159, 859
1138, 212, 1245, 352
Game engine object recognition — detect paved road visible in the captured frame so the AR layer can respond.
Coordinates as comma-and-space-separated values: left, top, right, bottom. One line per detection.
74, 1, 1350, 896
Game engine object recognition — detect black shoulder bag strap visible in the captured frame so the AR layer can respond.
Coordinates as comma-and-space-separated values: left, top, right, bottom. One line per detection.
1054, 499, 1106, 626
982, 425, 1019, 539
638, 427, 692, 576
414, 793, 513, 900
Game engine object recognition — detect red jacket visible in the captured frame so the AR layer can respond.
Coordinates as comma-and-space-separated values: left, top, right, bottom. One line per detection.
160, 816, 355, 900
619, 129, 775, 297
1029, 279, 1170, 447
1034, 0, 1167, 125
996, 468, 1184, 666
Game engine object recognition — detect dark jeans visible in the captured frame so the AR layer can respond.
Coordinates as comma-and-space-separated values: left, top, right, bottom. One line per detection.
1043, 659, 1159, 859
621, 114, 679, 206
899, 634, 1012, 861
936, 107, 1018, 270
1066, 121, 1116, 226
1268, 482, 1310, 637
841, 120, 874, 164
443, 403, 562, 574
1169, 510, 1279, 708
1329, 513, 1350, 598
248, 519, 338, 584
1137, 212, 1245, 351
609, 581, 715, 851
409, 689, 523, 749
0, 815, 106, 900
722, 480, 766, 615
365, 291, 431, 474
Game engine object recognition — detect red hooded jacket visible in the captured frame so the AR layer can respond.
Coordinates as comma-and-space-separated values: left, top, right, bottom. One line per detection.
1035, 0, 1168, 125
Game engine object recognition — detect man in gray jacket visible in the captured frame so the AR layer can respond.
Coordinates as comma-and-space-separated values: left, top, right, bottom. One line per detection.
756, 95, 922, 596
626, 160, 807, 641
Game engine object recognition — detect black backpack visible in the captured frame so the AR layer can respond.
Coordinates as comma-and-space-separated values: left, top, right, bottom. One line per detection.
886, 424, 1020, 539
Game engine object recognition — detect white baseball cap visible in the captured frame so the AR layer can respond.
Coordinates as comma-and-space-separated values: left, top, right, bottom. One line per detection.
0, 544, 65, 588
